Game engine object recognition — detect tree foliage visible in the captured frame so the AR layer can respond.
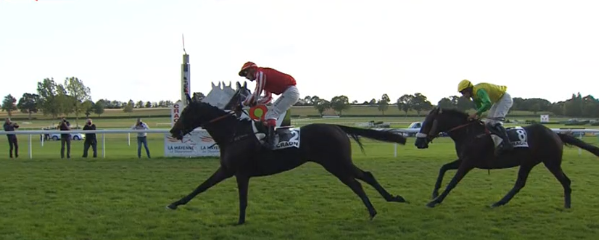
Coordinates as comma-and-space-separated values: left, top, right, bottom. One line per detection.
377, 94, 390, 115
93, 100, 106, 117
330, 95, 351, 116
64, 77, 92, 126
7, 76, 599, 119
1, 94, 17, 117
313, 99, 331, 117
17, 93, 40, 119
36, 78, 61, 118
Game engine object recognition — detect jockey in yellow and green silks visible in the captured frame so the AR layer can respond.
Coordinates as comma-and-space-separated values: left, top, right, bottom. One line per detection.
458, 79, 514, 153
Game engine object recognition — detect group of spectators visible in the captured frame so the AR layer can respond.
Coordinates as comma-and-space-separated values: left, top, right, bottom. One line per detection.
3, 117, 152, 159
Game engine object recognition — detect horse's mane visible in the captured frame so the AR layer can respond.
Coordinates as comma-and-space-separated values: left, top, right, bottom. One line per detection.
438, 108, 488, 128
438, 108, 469, 120
193, 101, 253, 123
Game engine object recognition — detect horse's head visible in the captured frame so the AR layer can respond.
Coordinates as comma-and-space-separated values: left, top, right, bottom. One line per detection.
201, 81, 236, 109
223, 81, 252, 113
414, 107, 471, 149
170, 93, 235, 140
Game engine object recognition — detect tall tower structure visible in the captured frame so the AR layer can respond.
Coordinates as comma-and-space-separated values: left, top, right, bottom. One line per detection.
181, 53, 190, 106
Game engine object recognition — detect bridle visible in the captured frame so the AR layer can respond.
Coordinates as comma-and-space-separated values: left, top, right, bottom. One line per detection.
177, 111, 236, 139
176, 91, 253, 146
417, 117, 481, 143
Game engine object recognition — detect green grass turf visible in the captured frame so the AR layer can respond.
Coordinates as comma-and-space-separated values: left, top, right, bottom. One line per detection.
2, 135, 599, 239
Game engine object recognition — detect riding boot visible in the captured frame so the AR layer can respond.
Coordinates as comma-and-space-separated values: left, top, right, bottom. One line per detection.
495, 124, 513, 153
263, 119, 277, 150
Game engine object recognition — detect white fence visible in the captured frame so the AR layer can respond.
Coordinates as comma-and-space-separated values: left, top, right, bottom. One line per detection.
1, 128, 598, 159
0, 129, 212, 159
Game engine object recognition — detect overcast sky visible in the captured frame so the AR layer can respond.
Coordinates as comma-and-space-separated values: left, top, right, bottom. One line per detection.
1, 0, 597, 104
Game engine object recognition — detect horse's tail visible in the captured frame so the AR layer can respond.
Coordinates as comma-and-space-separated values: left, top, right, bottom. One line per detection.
335, 125, 407, 153
557, 133, 599, 157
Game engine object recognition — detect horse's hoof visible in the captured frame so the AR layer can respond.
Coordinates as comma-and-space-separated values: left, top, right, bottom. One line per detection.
390, 195, 408, 203
166, 204, 178, 210
426, 201, 438, 208
489, 202, 503, 208
369, 211, 377, 221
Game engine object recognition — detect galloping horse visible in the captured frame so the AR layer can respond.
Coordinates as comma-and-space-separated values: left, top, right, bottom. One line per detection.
166, 93, 409, 224
414, 107, 599, 208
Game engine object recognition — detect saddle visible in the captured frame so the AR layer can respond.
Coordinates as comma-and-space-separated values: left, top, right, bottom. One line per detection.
251, 120, 300, 150
481, 124, 529, 149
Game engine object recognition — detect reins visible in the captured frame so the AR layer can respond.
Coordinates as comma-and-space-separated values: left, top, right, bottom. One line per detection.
200, 112, 236, 129
445, 120, 481, 134
201, 105, 252, 148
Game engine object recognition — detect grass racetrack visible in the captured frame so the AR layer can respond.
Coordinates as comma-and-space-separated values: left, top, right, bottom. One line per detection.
2, 134, 599, 239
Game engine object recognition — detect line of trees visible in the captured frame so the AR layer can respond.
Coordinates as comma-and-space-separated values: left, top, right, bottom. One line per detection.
1, 77, 598, 119
299, 93, 599, 118
0, 77, 179, 121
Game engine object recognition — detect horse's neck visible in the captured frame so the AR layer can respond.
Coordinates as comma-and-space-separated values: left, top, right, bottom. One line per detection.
204, 118, 252, 145
447, 121, 485, 144
203, 120, 236, 144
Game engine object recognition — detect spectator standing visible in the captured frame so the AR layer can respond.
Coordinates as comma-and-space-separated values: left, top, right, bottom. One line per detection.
82, 118, 97, 158
58, 117, 71, 159
132, 118, 151, 158
4, 118, 19, 158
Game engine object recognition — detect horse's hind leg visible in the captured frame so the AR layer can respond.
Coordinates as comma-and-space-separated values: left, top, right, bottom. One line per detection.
490, 164, 534, 208
167, 167, 234, 210
543, 162, 572, 208
324, 165, 378, 220
353, 166, 407, 203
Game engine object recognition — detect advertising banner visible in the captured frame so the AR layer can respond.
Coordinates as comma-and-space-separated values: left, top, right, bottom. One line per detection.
164, 130, 220, 157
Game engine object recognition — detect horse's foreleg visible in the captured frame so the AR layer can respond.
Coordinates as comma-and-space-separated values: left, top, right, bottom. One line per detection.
235, 175, 250, 225
432, 159, 461, 199
426, 162, 473, 208
167, 167, 234, 210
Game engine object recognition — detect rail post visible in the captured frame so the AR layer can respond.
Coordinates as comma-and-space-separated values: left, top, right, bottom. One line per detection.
29, 134, 32, 159
102, 133, 106, 158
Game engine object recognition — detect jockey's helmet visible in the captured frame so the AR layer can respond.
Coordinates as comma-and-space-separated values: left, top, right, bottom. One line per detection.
457, 79, 473, 92
238, 61, 258, 77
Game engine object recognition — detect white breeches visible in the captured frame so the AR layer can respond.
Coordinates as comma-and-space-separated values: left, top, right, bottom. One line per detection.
265, 86, 300, 120
486, 92, 513, 125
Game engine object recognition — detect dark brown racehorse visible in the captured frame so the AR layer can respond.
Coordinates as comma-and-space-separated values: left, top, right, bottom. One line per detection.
414, 107, 599, 208
166, 93, 409, 225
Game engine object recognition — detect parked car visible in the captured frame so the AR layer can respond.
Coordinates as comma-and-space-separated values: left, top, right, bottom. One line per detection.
39, 127, 85, 141
401, 122, 449, 137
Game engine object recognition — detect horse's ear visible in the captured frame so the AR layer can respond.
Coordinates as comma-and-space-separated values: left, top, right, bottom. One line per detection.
228, 81, 231, 88
236, 81, 241, 90
185, 93, 192, 103
243, 81, 247, 88
211, 82, 216, 89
